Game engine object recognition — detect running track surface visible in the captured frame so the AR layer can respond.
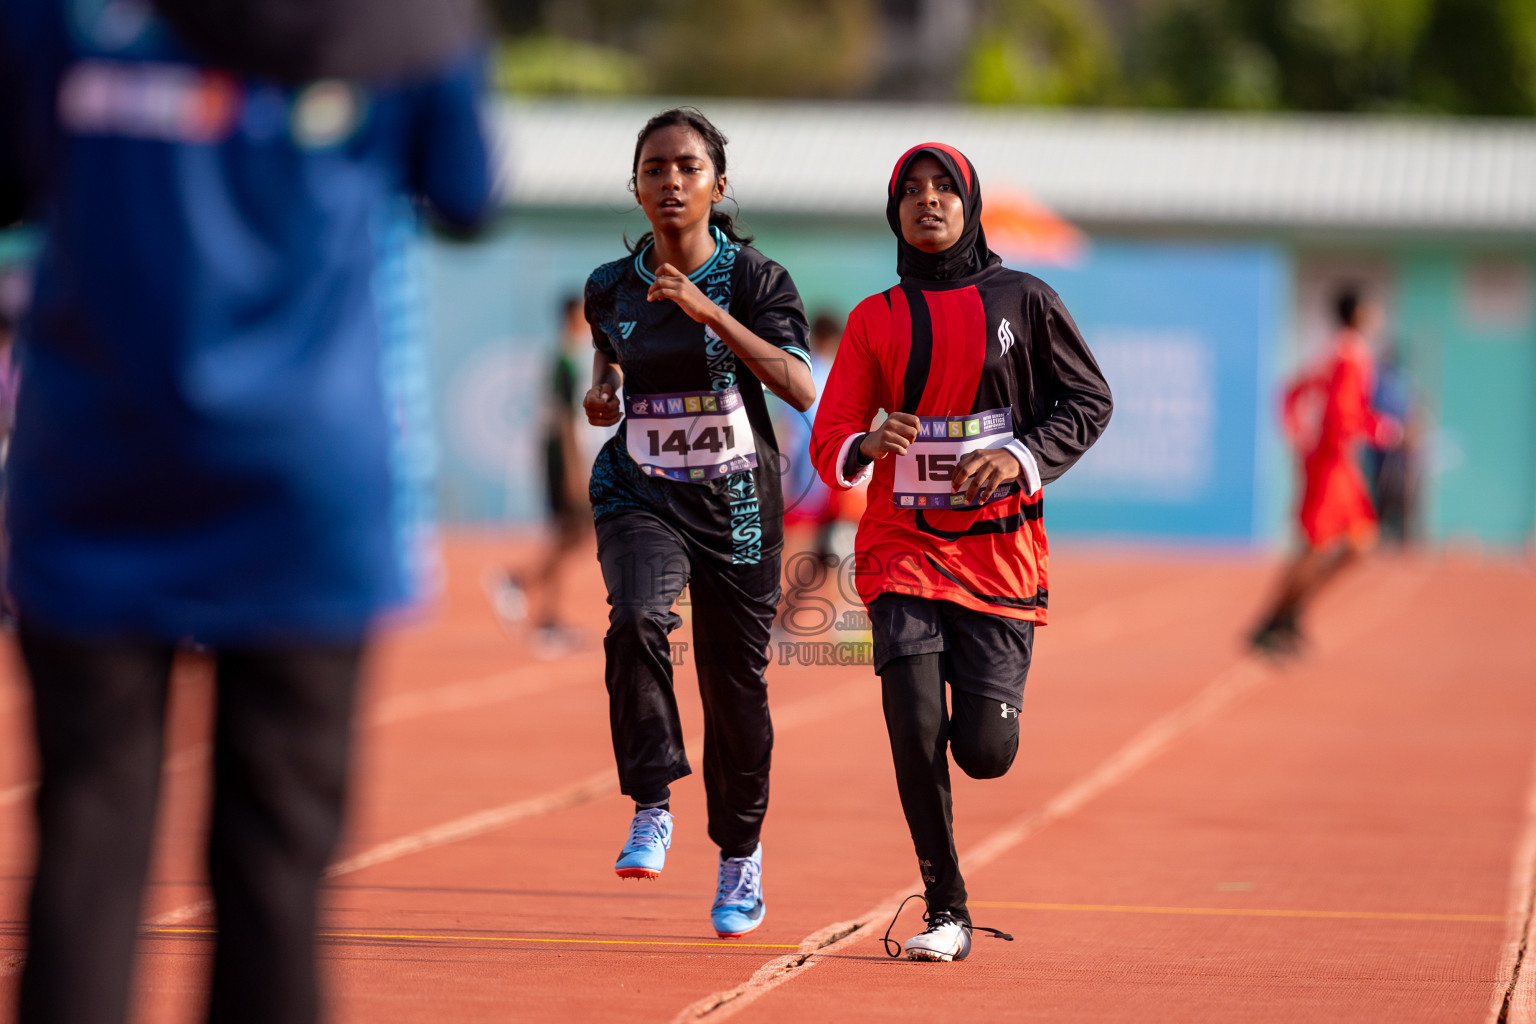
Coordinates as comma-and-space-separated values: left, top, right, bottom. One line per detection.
1, 533, 1535, 1023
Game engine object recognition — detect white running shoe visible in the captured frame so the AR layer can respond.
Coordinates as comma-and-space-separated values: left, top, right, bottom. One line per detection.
531, 624, 583, 659
903, 909, 972, 962
481, 566, 528, 633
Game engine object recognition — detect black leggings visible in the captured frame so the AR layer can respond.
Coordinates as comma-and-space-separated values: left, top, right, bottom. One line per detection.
881, 653, 1020, 920
17, 623, 362, 1024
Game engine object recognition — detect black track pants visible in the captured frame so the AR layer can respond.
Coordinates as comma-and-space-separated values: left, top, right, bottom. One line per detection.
880, 652, 1021, 919
596, 513, 779, 858
17, 624, 361, 1024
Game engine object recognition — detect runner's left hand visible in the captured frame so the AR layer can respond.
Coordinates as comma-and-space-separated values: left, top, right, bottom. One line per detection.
647, 263, 719, 323
952, 449, 1021, 505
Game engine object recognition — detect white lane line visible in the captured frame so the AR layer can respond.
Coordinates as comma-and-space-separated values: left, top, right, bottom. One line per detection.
324, 769, 618, 880
671, 563, 1436, 1023
0, 568, 1263, 980
137, 677, 876, 934
0, 662, 591, 816
3, 677, 875, 974
366, 662, 593, 727
0, 565, 1269, 977
1490, 744, 1536, 1024
143, 768, 622, 929
670, 657, 1272, 1023
1, 662, 610, 966
0, 568, 1181, 813
0, 781, 35, 809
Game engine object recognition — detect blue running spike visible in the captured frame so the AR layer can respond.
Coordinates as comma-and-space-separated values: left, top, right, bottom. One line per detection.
711, 843, 766, 937
614, 808, 673, 879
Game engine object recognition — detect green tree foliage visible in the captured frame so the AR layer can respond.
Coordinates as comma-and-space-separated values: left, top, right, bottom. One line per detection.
1409, 0, 1536, 115
643, 0, 881, 98
492, 0, 879, 99
965, 0, 1116, 105
496, 36, 649, 96
1130, 0, 1536, 115
490, 0, 1536, 115
1128, 2, 1280, 109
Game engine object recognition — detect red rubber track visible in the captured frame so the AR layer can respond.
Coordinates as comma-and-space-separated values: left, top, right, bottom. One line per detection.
1, 534, 1534, 1023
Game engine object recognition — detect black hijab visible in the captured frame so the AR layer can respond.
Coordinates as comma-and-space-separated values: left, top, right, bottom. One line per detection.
886, 143, 1002, 283
151, 0, 484, 83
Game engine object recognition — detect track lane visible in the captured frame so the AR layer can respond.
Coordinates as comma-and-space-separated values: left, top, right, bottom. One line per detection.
0, 549, 1303, 1021
7, 540, 1528, 1024
720, 557, 1536, 1024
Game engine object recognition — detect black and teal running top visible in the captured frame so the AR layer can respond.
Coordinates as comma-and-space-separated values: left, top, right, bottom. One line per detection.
584, 227, 811, 566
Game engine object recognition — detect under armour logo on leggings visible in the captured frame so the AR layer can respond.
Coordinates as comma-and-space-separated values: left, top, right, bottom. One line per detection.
1000, 703, 1019, 719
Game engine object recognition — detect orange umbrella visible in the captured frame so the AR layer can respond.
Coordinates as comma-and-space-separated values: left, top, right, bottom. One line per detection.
982, 188, 1088, 267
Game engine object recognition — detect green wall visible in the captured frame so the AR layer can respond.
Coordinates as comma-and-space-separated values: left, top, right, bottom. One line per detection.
1396, 249, 1536, 547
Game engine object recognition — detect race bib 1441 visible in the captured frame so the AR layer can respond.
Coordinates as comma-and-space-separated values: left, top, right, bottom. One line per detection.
625, 387, 757, 483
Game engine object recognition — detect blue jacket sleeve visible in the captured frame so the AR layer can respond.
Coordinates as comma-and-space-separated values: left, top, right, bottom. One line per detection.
410, 53, 494, 232
0, 0, 64, 226
0, 2, 32, 224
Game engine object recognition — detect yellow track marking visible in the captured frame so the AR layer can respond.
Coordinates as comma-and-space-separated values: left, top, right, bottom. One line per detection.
146, 926, 798, 950
970, 900, 1501, 923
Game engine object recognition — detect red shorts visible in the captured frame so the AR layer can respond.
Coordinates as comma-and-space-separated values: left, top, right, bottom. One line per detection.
1298, 455, 1377, 547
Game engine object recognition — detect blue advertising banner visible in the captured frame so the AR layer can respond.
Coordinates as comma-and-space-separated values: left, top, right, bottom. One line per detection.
1024, 242, 1287, 540
428, 223, 1286, 542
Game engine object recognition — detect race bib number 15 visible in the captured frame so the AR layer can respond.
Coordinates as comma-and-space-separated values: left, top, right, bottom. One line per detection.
892, 407, 1016, 509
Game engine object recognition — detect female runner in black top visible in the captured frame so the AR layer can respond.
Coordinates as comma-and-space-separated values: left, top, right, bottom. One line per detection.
582, 107, 814, 938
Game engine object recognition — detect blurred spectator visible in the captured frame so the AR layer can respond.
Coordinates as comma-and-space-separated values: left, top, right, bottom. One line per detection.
0, 303, 18, 461
0, 2, 490, 1023
1367, 343, 1419, 545
776, 310, 865, 568
484, 294, 593, 655
806, 311, 861, 566
0, 301, 17, 622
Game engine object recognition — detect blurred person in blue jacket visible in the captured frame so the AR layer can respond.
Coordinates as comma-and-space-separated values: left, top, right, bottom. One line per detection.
0, 0, 492, 1021
1366, 343, 1418, 545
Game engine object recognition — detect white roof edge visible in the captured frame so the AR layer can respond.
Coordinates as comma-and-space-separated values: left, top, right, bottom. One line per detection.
492, 98, 1536, 234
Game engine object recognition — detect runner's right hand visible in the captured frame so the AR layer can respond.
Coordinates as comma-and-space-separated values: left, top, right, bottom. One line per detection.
585, 384, 622, 426
859, 411, 920, 460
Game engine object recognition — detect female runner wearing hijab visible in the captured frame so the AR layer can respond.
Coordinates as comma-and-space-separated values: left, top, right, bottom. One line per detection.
810, 143, 1112, 961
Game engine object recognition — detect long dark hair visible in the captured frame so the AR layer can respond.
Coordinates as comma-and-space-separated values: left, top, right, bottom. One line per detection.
626, 107, 752, 254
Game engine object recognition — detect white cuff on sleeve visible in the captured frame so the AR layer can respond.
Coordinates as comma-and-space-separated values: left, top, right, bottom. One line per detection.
1003, 439, 1043, 495
834, 432, 875, 489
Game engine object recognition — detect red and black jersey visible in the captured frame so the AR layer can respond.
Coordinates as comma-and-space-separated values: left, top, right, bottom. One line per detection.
809, 264, 1112, 623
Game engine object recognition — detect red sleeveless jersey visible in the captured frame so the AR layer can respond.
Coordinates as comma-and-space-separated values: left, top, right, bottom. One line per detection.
810, 265, 1112, 623
1283, 330, 1396, 546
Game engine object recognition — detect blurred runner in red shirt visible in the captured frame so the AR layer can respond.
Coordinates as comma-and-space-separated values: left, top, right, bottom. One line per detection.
1252, 287, 1401, 654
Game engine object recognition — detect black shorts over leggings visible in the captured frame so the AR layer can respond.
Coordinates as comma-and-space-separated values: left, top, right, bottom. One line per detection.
869, 592, 1034, 707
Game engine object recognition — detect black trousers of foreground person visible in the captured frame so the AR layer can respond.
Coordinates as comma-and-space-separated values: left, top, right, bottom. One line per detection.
596, 512, 779, 859
880, 652, 1026, 920
16, 623, 362, 1024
